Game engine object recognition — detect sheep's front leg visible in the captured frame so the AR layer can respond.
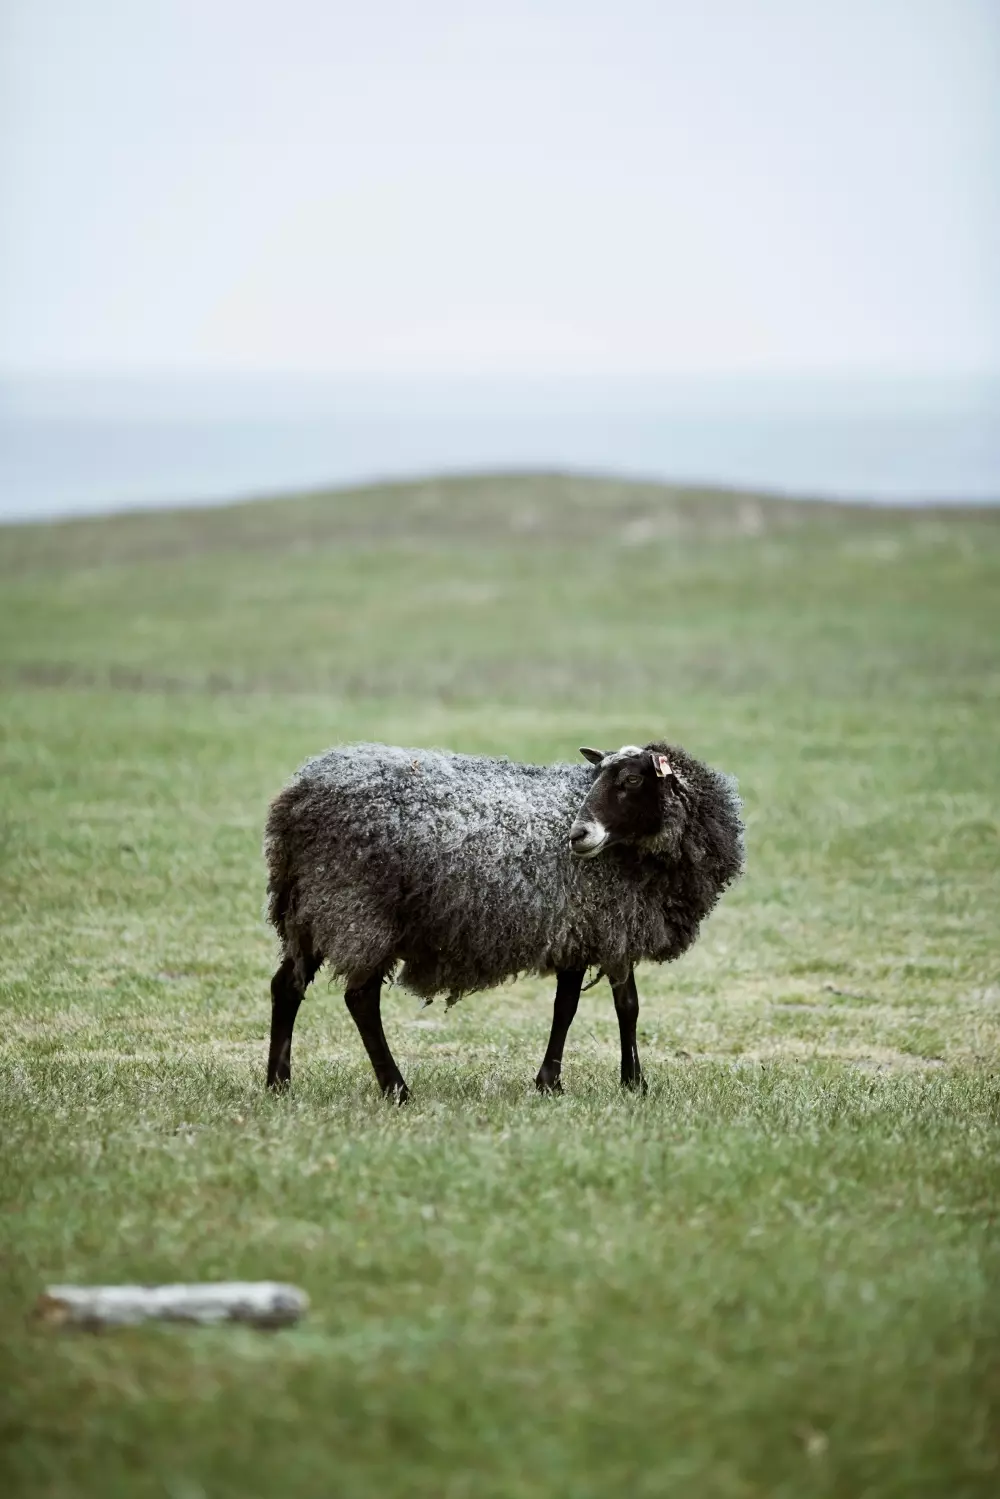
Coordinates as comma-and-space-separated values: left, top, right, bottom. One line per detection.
535, 968, 585, 1093
611, 969, 648, 1094
344, 973, 410, 1103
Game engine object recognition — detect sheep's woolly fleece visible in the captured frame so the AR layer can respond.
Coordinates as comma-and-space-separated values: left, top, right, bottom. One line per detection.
265, 742, 744, 1003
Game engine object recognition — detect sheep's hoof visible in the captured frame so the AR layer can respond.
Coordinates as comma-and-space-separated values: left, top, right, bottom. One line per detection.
621, 1074, 648, 1096
535, 1071, 563, 1095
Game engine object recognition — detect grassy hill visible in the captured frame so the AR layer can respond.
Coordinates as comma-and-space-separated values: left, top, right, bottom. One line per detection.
1, 474, 999, 1496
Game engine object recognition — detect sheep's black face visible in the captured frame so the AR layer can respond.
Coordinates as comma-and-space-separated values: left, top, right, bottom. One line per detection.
569, 745, 673, 859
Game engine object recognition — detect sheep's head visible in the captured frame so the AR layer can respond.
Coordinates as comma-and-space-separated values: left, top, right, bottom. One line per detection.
569, 744, 690, 860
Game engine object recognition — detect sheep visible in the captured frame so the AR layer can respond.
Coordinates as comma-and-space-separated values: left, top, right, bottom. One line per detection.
264, 740, 744, 1100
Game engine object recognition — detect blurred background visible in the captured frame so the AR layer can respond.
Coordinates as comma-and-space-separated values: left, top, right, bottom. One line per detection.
2, 0, 998, 517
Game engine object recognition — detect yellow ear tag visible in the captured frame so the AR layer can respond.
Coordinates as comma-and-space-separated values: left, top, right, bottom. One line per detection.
652, 754, 673, 778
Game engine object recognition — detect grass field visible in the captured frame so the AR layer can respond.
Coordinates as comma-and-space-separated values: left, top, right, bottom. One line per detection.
1, 474, 999, 1497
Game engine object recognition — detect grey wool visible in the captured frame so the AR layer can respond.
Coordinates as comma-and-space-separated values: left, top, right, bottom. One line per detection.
264, 740, 744, 1004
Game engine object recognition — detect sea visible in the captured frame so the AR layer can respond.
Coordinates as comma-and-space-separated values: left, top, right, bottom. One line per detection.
1, 374, 997, 522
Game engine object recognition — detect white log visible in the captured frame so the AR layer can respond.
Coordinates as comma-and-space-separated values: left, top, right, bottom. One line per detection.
37, 1282, 308, 1328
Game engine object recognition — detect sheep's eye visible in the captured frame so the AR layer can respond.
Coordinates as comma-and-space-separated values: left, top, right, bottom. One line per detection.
623, 773, 643, 788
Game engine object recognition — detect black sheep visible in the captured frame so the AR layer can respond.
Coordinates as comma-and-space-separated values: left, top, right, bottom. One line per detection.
264, 741, 744, 1099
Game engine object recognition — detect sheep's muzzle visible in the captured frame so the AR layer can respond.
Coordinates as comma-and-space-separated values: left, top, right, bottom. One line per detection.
568, 818, 609, 859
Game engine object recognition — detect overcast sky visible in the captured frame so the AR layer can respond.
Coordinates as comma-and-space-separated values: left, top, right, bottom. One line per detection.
1, 0, 997, 377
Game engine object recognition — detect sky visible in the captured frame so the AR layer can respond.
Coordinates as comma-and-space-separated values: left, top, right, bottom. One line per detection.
1, 0, 998, 378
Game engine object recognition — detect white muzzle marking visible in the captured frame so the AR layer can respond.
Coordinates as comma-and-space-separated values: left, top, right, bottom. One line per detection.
569, 819, 608, 859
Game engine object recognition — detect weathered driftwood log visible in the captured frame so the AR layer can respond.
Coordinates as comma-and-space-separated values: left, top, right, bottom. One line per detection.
37, 1282, 308, 1329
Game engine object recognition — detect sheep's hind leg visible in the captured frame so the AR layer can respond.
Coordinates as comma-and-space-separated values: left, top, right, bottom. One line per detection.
611, 969, 648, 1095
535, 968, 585, 1093
267, 953, 320, 1092
345, 973, 410, 1103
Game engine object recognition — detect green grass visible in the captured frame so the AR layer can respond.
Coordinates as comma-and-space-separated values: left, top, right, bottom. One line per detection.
1, 474, 999, 1497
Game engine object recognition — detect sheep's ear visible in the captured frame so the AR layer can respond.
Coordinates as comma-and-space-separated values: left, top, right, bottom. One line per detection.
579, 746, 608, 766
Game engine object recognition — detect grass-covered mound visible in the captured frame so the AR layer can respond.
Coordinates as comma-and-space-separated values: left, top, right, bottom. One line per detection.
1, 475, 998, 1496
